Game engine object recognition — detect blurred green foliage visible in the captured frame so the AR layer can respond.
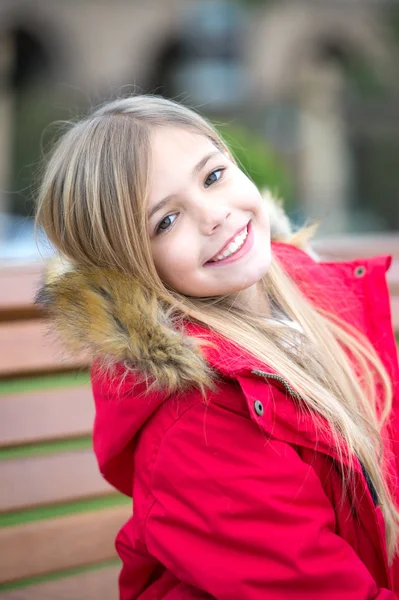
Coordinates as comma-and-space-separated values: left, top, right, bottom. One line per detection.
11, 83, 83, 216
344, 56, 388, 99
12, 86, 57, 215
214, 122, 293, 207
388, 4, 399, 42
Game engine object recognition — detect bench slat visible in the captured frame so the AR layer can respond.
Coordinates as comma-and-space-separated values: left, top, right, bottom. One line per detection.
0, 506, 129, 583
0, 320, 88, 377
1, 246, 398, 312
0, 386, 94, 447
314, 235, 399, 259
0, 450, 113, 512
0, 565, 120, 600
392, 296, 399, 331
0, 264, 42, 320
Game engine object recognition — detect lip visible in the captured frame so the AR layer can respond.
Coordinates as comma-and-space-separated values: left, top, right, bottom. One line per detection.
204, 220, 254, 268
206, 223, 249, 263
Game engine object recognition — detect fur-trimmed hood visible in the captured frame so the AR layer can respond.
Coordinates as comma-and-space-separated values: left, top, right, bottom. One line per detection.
35, 192, 314, 394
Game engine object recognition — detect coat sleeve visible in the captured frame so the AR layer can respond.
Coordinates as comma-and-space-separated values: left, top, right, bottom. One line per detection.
144, 398, 397, 600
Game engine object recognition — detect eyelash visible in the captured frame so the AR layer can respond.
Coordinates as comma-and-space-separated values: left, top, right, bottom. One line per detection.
155, 167, 226, 235
204, 166, 226, 188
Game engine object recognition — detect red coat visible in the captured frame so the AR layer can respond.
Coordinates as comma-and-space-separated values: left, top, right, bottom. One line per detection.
90, 242, 399, 599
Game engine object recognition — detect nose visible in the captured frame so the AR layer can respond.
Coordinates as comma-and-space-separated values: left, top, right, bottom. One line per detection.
196, 200, 231, 235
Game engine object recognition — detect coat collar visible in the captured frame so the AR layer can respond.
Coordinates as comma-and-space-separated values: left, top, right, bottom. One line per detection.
185, 245, 393, 379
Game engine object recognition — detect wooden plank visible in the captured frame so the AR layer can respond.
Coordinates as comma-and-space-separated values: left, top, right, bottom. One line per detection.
0, 386, 94, 447
0, 238, 397, 314
0, 263, 43, 320
0, 320, 88, 377
392, 296, 399, 331
314, 235, 399, 260
0, 245, 397, 315
0, 565, 120, 600
0, 450, 114, 512
387, 261, 399, 295
0, 505, 130, 583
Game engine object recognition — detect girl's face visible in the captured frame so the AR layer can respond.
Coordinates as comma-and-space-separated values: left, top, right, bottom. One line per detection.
147, 126, 271, 303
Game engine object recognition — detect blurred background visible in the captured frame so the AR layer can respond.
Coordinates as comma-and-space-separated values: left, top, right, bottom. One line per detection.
0, 0, 398, 260
1, 1, 398, 599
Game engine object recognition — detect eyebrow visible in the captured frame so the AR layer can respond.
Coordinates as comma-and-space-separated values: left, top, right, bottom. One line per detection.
148, 150, 221, 220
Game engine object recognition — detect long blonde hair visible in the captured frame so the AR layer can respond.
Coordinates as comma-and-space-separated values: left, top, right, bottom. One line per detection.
35, 95, 399, 561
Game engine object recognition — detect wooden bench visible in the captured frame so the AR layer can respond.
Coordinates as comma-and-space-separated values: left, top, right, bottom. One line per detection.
0, 263, 130, 599
0, 237, 398, 597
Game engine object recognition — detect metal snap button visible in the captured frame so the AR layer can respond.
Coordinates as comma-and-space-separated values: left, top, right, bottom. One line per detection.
254, 400, 264, 417
354, 266, 366, 278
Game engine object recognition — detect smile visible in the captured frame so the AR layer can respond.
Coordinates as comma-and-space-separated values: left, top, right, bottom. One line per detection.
204, 221, 254, 267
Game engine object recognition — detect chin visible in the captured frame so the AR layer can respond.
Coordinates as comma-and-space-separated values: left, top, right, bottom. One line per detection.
249, 259, 271, 282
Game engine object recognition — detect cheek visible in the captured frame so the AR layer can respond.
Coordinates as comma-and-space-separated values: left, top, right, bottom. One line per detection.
258, 199, 270, 228
249, 185, 269, 225
234, 173, 264, 211
153, 240, 199, 282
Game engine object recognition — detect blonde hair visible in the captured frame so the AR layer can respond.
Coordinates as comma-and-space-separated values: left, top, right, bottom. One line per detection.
35, 95, 399, 561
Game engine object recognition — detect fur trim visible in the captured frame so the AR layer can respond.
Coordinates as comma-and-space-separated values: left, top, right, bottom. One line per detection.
261, 189, 319, 259
35, 267, 212, 393
35, 193, 315, 392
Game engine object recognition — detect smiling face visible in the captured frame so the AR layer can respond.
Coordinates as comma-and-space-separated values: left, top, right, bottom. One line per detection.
147, 126, 271, 307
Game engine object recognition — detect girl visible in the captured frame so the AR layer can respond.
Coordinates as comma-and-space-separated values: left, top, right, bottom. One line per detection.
35, 95, 399, 599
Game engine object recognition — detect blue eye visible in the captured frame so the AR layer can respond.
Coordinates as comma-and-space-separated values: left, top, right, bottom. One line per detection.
156, 213, 177, 234
204, 168, 225, 188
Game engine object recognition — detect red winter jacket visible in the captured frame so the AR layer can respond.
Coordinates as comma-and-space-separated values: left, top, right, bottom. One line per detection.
45, 240, 399, 599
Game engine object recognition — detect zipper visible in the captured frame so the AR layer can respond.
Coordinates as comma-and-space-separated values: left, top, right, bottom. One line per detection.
251, 369, 302, 400
358, 459, 379, 506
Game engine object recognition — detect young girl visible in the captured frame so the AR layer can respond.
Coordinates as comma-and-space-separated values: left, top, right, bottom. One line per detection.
35, 95, 399, 599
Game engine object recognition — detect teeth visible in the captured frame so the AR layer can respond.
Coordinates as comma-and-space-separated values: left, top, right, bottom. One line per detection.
212, 226, 248, 262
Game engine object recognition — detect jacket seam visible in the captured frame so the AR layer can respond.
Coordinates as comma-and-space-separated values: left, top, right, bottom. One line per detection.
143, 495, 157, 534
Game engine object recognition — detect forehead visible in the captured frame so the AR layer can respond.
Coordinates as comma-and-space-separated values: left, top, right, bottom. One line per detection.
150, 127, 217, 174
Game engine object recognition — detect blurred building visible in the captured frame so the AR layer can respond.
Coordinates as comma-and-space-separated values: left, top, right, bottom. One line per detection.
0, 0, 398, 259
